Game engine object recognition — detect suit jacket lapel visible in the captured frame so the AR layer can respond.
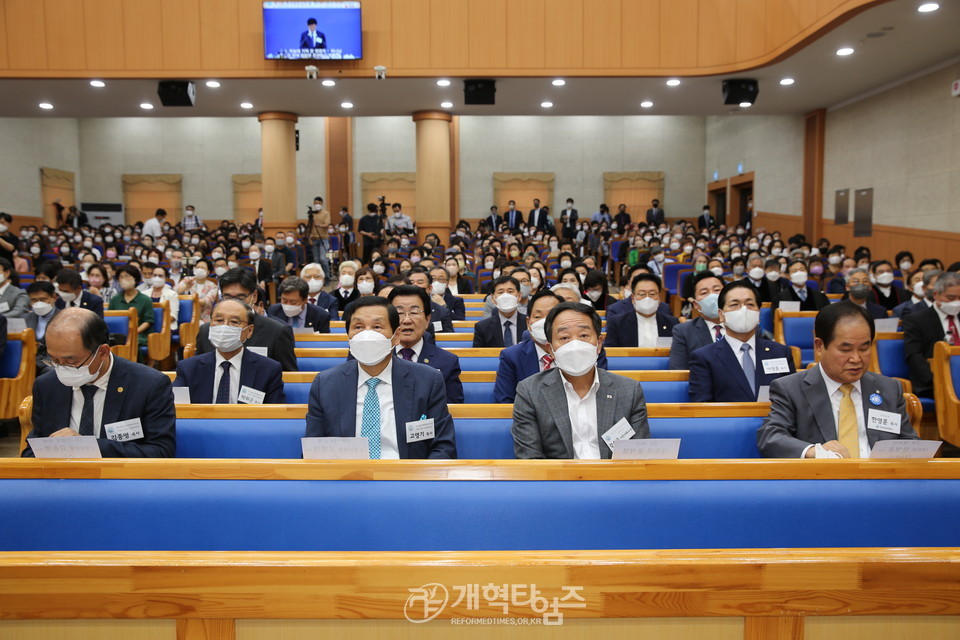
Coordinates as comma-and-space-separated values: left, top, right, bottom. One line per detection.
542, 370, 574, 457
101, 358, 127, 427
196, 354, 217, 403
716, 340, 755, 398
392, 361, 412, 458
340, 363, 360, 438
694, 317, 711, 348
520, 339, 540, 379
802, 366, 836, 441
624, 313, 638, 347
594, 372, 618, 459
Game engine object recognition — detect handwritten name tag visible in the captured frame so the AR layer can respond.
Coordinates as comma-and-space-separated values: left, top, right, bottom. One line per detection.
868, 409, 901, 434
601, 417, 636, 449
104, 418, 144, 442
28, 436, 102, 459
405, 418, 435, 443
247, 346, 268, 357
762, 358, 790, 375
301, 437, 370, 460
172, 387, 192, 404
613, 438, 681, 460
870, 439, 941, 459
238, 385, 265, 405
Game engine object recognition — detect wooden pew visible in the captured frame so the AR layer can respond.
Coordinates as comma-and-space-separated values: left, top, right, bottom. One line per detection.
933, 342, 960, 446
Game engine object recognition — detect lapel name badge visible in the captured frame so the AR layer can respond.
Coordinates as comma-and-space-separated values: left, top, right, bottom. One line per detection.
117, 387, 124, 393
869, 393, 882, 406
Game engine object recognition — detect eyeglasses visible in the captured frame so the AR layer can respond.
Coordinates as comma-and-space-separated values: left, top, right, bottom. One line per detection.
41, 347, 99, 369
395, 308, 424, 318
210, 318, 250, 328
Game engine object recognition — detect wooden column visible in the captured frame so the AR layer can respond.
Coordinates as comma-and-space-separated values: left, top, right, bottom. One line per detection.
412, 110, 452, 242
803, 108, 826, 242
258, 111, 298, 233
325, 117, 353, 214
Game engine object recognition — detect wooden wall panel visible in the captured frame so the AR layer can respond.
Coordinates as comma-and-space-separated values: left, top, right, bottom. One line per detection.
467, 0, 506, 69
44, 0, 87, 70
123, 0, 163, 70
237, 0, 273, 71
4, 0, 49, 70
161, 0, 202, 71
545, 0, 584, 69
620, 0, 660, 68
84, 0, 125, 71
506, 0, 546, 69
659, 0, 698, 69
391, 0, 430, 69
583, 0, 620, 69
200, 0, 241, 71
735, 0, 767, 63
0, 3, 8, 69
358, 0, 392, 73
698, 0, 737, 68
429, 0, 468, 70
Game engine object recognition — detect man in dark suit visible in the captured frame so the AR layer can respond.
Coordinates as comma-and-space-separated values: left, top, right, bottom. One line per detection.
689, 281, 796, 402
267, 276, 331, 333
529, 199, 551, 232
613, 203, 631, 230
844, 267, 890, 319
669, 271, 725, 370
26, 281, 57, 373
299, 17, 326, 49
758, 302, 919, 458
559, 198, 578, 240
473, 275, 526, 348
902, 272, 960, 398
301, 263, 339, 320
645, 199, 665, 226
174, 300, 285, 404
504, 201, 524, 231
428, 266, 465, 321
893, 269, 938, 318
512, 302, 650, 459
358, 203, 383, 265
405, 267, 455, 333
21, 308, 176, 458
697, 205, 715, 230
246, 246, 273, 288
774, 260, 830, 311
604, 274, 678, 347
736, 257, 782, 304
305, 296, 456, 459
485, 205, 503, 232
387, 285, 463, 404
195, 268, 298, 371
53, 268, 103, 317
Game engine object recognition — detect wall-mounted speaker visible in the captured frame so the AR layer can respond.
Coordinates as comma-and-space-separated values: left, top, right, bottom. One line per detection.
464, 79, 496, 105
157, 81, 196, 107
722, 79, 759, 106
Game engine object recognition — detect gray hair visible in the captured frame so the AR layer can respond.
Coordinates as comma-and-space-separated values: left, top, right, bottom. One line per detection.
845, 267, 870, 283
934, 271, 960, 295
922, 269, 942, 288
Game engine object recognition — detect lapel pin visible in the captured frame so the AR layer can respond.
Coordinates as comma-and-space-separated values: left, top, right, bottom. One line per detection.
869, 393, 882, 406
606, 395, 613, 399
764, 347, 770, 352
117, 387, 124, 393
423, 358, 429, 364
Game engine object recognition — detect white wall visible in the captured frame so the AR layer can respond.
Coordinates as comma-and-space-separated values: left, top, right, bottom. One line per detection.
704, 114, 805, 216
0, 117, 80, 218
459, 115, 706, 221
822, 62, 960, 231
351, 116, 417, 214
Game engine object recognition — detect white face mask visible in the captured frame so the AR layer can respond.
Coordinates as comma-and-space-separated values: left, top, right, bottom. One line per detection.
55, 287, 77, 303
913, 282, 925, 299
31, 301, 54, 316
307, 279, 324, 294
789, 271, 809, 286
634, 296, 659, 315
765, 271, 780, 282
748, 267, 764, 281
669, 241, 680, 251
586, 290, 602, 302
357, 280, 375, 295
723, 307, 760, 334
552, 339, 599, 376
560, 260, 572, 269
710, 266, 724, 277
281, 303, 303, 317
530, 278, 541, 289
938, 300, 960, 317
214, 267, 228, 277
339, 274, 355, 288
875, 272, 895, 286
150, 276, 165, 288
495, 292, 519, 313
208, 324, 245, 352
249, 252, 261, 261
227, 261, 238, 270
194, 269, 208, 279
242, 241, 252, 250
373, 264, 385, 274
900, 261, 913, 271
431, 281, 447, 296
349, 329, 393, 366
529, 318, 548, 344
54, 349, 102, 388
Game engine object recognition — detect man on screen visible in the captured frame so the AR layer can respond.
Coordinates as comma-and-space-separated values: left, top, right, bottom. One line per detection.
300, 17, 326, 50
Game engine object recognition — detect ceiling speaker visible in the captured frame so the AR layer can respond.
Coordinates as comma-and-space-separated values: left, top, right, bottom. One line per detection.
157, 81, 196, 107
464, 79, 496, 105
722, 79, 759, 105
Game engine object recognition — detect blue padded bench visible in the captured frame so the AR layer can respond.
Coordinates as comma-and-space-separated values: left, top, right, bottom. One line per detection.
876, 338, 935, 412
781, 315, 815, 367
3, 475, 959, 551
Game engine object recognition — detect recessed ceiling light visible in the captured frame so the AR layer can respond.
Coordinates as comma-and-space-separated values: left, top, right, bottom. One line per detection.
321, 79, 336, 87
640, 100, 653, 108
918, 2, 939, 12
739, 101, 753, 108
205, 80, 221, 88
441, 101, 453, 108
779, 78, 795, 86
836, 47, 855, 56
666, 79, 681, 87
552, 79, 566, 86
140, 103, 154, 110
540, 101, 554, 108
89, 80, 105, 88
341, 102, 354, 109
240, 102, 253, 109
38, 102, 53, 110
436, 79, 451, 87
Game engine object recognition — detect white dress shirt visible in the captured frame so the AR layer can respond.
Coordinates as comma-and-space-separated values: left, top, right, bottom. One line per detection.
447, 281, 459, 296
561, 368, 601, 459
213, 348, 244, 404
356, 359, 399, 459
68, 354, 116, 436
141, 217, 163, 240
704, 318, 723, 340
812, 364, 870, 459
499, 312, 519, 345
635, 312, 659, 348
723, 332, 757, 371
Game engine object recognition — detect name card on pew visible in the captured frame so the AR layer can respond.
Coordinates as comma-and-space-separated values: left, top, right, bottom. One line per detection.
875, 318, 900, 333
293, 328, 319, 335
779, 301, 801, 312
656, 337, 673, 348
248, 346, 268, 357
172, 387, 191, 404
870, 439, 942, 459
612, 438, 681, 460
302, 437, 370, 460
27, 436, 102, 459
7, 318, 25, 333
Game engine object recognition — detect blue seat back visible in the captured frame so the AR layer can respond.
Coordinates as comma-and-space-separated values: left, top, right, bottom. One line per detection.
297, 340, 475, 349
455, 418, 516, 459
297, 357, 344, 372
178, 298, 194, 325
759, 306, 773, 336
649, 417, 761, 458
457, 357, 505, 371
153, 307, 164, 330
176, 418, 304, 458
782, 316, 815, 366
0, 339, 22, 378
876, 338, 909, 380
607, 357, 669, 370
952, 355, 960, 398
662, 263, 690, 295
284, 382, 312, 404
462, 382, 495, 404
104, 314, 130, 337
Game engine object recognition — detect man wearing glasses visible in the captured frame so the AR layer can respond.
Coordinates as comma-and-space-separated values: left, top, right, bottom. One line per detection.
194, 268, 298, 371
173, 300, 285, 404
21, 308, 176, 457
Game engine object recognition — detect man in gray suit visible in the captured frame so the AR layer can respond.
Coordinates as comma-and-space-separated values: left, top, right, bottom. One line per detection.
0, 258, 30, 318
669, 270, 725, 369
757, 302, 919, 458
512, 301, 650, 459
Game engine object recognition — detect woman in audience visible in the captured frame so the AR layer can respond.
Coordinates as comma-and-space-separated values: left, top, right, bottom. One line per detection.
680, 254, 710, 300
85, 263, 118, 303
355, 267, 378, 297
582, 270, 615, 311
397, 258, 413, 275
444, 256, 474, 295
108, 265, 154, 347
557, 267, 583, 292
141, 263, 179, 330
528, 266, 546, 296
177, 258, 218, 322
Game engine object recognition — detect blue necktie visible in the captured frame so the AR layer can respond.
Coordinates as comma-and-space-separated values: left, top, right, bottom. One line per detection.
78, 384, 98, 436
714, 325, 723, 342
361, 378, 382, 459
291, 315, 300, 328
797, 287, 807, 302
503, 320, 513, 347
216, 361, 232, 404
740, 343, 755, 395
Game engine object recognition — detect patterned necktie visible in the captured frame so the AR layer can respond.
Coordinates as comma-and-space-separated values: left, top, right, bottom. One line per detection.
78, 384, 98, 436
399, 348, 415, 361
714, 325, 723, 342
948, 316, 960, 346
291, 316, 300, 328
503, 320, 513, 347
838, 383, 860, 458
797, 287, 807, 302
361, 378, 382, 459
740, 343, 755, 395
541, 354, 553, 371
216, 361, 232, 404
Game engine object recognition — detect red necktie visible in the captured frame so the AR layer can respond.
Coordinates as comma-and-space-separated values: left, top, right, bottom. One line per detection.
541, 354, 553, 371
948, 315, 960, 346
714, 325, 723, 342
309, 297, 317, 305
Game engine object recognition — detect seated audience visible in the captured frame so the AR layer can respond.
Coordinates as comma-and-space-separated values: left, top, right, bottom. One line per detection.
140, 263, 179, 330
54, 267, 104, 317
669, 270, 725, 370
473, 275, 526, 347
267, 276, 331, 332
842, 268, 889, 319
894, 269, 939, 318
757, 302, 918, 458
26, 281, 57, 372
108, 265, 154, 346
870, 260, 905, 311
0, 258, 30, 319
604, 274, 678, 347
774, 260, 830, 311
902, 271, 960, 398
511, 301, 650, 459
428, 265, 466, 321
333, 260, 360, 312
300, 263, 340, 320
